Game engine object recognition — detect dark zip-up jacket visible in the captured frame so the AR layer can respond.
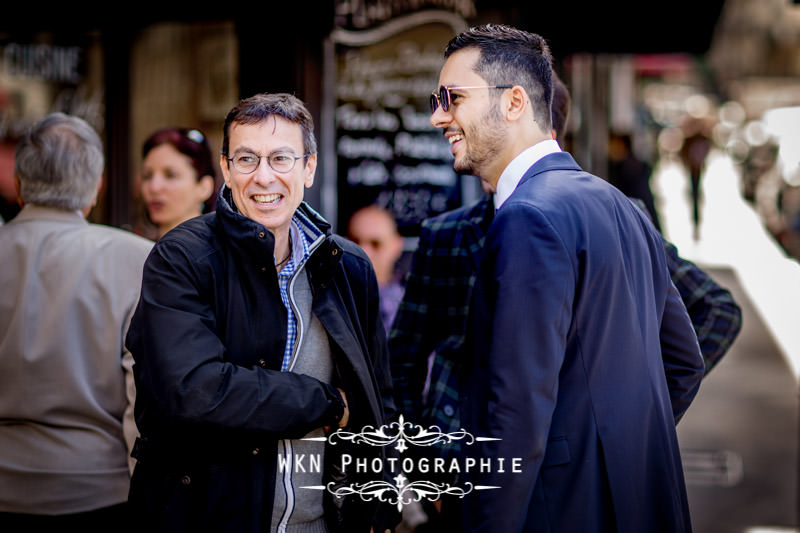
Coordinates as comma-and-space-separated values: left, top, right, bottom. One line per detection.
126, 186, 396, 532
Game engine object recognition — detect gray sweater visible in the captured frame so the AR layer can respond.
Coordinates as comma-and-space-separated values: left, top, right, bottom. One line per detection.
270, 265, 333, 533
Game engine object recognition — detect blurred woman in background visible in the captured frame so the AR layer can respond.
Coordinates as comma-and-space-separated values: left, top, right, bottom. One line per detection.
140, 127, 217, 239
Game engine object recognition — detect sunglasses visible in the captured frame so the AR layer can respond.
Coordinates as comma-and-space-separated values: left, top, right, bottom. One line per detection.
429, 85, 513, 114
183, 129, 206, 145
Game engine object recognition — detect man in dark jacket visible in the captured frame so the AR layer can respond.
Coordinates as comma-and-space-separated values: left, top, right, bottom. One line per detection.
126, 93, 397, 533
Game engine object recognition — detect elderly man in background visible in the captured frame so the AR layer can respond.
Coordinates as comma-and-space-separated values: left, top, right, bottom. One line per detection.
0, 113, 153, 530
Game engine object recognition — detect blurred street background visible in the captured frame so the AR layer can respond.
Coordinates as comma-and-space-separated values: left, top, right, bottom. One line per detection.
656, 150, 799, 532
1, 1, 799, 531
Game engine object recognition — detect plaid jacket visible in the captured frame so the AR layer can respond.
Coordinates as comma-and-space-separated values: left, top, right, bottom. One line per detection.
388, 194, 741, 458
388, 195, 493, 455
663, 238, 742, 373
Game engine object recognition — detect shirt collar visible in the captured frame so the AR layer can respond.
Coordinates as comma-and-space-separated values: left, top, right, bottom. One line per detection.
289, 218, 308, 267
280, 213, 323, 278
494, 139, 561, 211
13, 204, 88, 224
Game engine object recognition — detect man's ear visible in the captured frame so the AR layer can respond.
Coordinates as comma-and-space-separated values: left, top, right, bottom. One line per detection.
95, 174, 104, 201
81, 175, 103, 216
220, 154, 231, 187
13, 175, 23, 206
504, 85, 530, 123
303, 153, 317, 188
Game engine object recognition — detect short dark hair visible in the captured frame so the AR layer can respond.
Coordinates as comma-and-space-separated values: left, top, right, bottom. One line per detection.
551, 71, 571, 142
221, 93, 317, 159
444, 24, 553, 132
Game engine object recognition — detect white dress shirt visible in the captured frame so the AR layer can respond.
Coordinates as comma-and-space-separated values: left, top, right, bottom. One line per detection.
494, 139, 562, 211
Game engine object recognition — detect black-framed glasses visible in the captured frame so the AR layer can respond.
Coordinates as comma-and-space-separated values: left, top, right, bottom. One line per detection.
429, 85, 513, 113
226, 151, 312, 174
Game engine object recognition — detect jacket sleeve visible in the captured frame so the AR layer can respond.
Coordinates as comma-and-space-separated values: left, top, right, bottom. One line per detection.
663, 237, 742, 374
659, 277, 705, 423
387, 222, 437, 420
122, 337, 138, 475
364, 254, 397, 425
126, 240, 344, 439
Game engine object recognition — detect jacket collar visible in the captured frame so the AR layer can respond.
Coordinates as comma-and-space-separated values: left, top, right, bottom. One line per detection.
12, 204, 88, 225
216, 184, 331, 234
214, 185, 340, 280
517, 151, 583, 190
494, 139, 561, 210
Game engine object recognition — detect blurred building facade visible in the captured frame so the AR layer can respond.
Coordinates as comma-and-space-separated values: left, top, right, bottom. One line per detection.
2, 0, 798, 246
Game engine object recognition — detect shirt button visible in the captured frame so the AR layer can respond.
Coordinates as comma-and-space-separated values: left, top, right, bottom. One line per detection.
258, 231, 266, 238
258, 359, 268, 368
443, 404, 455, 417
181, 475, 191, 485
252, 448, 260, 456
331, 248, 338, 256
261, 266, 267, 273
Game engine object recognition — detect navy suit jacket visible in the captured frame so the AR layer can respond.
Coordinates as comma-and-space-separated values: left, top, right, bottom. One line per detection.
461, 152, 704, 532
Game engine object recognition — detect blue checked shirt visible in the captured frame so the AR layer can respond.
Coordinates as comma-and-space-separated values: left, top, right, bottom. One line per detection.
277, 215, 323, 372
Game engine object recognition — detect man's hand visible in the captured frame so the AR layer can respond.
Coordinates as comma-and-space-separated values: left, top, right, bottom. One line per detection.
324, 388, 349, 433
337, 388, 349, 428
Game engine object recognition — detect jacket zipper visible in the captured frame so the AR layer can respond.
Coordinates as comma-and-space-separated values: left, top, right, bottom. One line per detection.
276, 232, 326, 533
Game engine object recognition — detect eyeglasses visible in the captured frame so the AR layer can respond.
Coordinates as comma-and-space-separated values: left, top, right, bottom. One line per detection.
429, 85, 513, 114
226, 151, 312, 174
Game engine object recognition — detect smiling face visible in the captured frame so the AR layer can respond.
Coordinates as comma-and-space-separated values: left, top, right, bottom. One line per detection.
141, 143, 214, 237
221, 117, 316, 245
430, 48, 510, 184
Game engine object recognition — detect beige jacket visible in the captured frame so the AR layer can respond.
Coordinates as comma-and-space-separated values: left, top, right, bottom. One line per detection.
0, 205, 152, 514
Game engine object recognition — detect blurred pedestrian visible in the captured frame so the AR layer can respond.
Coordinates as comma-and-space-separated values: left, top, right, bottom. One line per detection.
347, 204, 406, 329
428, 24, 703, 532
607, 130, 662, 232
0, 113, 153, 530
139, 126, 217, 239
125, 93, 398, 533
680, 117, 713, 240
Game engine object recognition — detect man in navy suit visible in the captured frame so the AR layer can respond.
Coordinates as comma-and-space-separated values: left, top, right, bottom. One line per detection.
428, 24, 705, 532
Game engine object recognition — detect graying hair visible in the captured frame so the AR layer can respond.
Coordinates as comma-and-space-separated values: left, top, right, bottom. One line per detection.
15, 112, 104, 210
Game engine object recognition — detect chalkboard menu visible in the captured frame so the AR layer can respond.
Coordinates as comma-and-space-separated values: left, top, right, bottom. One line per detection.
329, 13, 469, 237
